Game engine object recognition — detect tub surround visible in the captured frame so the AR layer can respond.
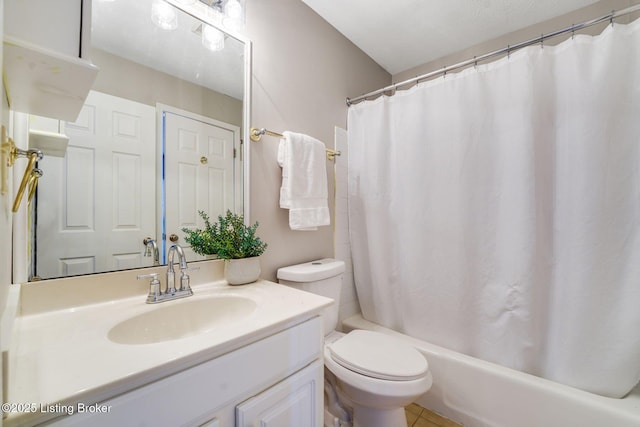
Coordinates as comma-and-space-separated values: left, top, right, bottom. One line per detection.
4, 261, 333, 426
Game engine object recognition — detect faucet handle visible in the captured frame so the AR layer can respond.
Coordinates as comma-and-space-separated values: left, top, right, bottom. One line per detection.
179, 267, 199, 292
138, 273, 162, 302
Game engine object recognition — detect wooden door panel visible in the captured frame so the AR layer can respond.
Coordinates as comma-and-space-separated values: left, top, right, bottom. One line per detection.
36, 91, 156, 278
163, 109, 237, 262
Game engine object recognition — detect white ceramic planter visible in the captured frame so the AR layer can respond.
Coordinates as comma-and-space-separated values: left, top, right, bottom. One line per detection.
225, 257, 261, 285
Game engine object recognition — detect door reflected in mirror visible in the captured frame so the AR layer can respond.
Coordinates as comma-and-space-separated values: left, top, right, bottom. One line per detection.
30, 0, 247, 280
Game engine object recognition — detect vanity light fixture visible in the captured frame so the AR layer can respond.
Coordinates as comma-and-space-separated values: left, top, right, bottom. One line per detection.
151, 0, 178, 31
201, 24, 225, 51
150, 0, 243, 49
199, 0, 245, 32
223, 0, 243, 31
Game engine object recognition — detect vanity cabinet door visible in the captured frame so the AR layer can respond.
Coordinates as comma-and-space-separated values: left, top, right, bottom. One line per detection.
236, 360, 323, 427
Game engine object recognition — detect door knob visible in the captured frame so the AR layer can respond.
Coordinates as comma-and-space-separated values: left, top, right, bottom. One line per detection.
169, 233, 179, 242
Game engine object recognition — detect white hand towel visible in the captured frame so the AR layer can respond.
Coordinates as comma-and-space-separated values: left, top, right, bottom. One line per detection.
278, 131, 330, 230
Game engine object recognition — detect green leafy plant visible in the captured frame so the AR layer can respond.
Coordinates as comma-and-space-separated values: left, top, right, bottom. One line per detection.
182, 211, 218, 256
182, 210, 267, 259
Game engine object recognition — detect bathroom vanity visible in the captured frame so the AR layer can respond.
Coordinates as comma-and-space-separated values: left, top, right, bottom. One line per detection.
3, 265, 332, 426
2, 1, 328, 425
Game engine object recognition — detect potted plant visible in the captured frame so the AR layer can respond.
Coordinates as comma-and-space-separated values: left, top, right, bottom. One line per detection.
181, 211, 218, 257
183, 210, 267, 285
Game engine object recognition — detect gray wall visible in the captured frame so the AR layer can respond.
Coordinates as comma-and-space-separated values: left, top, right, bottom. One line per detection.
3, 0, 633, 309
91, 49, 243, 127
245, 0, 390, 281
0, 0, 390, 314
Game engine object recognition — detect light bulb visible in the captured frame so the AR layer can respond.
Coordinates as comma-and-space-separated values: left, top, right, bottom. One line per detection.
202, 24, 225, 51
223, 0, 243, 31
151, 0, 178, 31
225, 0, 242, 20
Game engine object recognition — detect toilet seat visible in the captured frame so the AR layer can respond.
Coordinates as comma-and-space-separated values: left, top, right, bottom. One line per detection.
328, 330, 428, 381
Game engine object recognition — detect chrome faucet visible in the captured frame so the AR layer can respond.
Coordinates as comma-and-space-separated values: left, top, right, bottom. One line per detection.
143, 237, 160, 266
137, 244, 198, 304
166, 244, 189, 294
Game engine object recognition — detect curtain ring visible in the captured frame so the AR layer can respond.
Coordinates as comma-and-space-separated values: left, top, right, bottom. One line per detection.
384, 85, 398, 97
507, 45, 511, 59
443, 66, 447, 78
610, 10, 615, 27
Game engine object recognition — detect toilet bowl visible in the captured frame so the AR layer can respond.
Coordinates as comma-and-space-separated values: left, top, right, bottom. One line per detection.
277, 259, 432, 427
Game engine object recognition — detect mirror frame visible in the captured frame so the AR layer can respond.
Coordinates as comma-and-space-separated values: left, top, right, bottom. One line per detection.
11, 0, 252, 283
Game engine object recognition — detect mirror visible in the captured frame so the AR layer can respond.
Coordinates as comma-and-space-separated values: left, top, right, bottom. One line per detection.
29, 0, 248, 281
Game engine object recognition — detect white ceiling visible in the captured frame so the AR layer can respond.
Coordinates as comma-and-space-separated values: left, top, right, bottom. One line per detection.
301, 0, 600, 75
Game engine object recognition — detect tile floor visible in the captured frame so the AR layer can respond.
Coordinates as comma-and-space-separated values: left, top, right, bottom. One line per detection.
405, 403, 463, 427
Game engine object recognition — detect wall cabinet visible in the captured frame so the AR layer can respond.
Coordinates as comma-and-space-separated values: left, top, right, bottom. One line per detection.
3, 0, 97, 121
4, 0, 88, 59
44, 317, 323, 427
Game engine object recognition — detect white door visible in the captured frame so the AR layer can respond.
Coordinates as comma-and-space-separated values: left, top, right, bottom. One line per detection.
162, 107, 239, 262
37, 91, 156, 278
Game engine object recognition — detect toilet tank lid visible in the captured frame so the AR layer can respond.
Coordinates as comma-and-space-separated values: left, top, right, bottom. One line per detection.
277, 258, 345, 282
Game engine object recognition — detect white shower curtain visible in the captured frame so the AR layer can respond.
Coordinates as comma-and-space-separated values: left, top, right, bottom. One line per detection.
347, 19, 640, 398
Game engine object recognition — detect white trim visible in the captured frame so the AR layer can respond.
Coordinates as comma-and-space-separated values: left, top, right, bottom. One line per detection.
10, 3, 253, 281
242, 40, 252, 225
11, 111, 30, 284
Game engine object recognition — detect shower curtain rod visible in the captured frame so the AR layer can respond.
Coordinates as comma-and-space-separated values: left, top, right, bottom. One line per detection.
346, 3, 640, 106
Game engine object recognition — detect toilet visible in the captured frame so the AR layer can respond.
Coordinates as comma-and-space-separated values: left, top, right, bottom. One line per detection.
277, 259, 432, 427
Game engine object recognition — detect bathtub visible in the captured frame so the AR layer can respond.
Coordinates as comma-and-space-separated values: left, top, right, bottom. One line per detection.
342, 314, 640, 427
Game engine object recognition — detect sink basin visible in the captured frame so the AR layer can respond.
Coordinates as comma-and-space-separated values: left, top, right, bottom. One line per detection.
108, 295, 257, 345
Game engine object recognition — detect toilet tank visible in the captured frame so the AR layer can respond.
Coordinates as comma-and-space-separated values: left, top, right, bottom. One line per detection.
277, 259, 345, 335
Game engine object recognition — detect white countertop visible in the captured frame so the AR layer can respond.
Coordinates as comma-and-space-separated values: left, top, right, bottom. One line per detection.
5, 279, 332, 426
